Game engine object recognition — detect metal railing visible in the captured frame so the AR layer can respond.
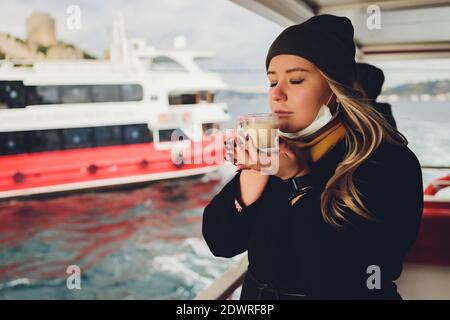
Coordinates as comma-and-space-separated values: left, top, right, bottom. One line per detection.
421, 165, 450, 170
195, 255, 248, 300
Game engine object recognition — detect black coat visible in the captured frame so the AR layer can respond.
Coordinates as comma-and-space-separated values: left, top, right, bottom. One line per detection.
202, 139, 423, 299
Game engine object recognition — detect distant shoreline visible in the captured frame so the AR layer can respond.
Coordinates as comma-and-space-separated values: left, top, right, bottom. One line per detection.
218, 89, 450, 103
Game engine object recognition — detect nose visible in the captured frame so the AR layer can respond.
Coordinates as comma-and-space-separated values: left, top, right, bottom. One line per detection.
270, 84, 287, 102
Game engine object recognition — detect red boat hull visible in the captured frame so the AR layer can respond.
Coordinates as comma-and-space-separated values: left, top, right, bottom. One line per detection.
405, 196, 450, 266
0, 137, 226, 199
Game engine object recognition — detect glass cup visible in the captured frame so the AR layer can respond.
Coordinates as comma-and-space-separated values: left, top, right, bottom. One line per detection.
237, 113, 279, 152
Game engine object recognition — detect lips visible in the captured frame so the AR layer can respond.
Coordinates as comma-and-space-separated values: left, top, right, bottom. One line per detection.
274, 109, 293, 114
274, 110, 293, 117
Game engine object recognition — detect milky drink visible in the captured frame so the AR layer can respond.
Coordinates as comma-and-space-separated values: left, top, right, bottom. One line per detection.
238, 114, 279, 151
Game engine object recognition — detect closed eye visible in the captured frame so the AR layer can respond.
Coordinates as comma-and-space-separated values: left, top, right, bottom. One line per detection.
269, 80, 304, 87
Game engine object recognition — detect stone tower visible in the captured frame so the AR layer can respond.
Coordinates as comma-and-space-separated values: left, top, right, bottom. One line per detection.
26, 12, 57, 47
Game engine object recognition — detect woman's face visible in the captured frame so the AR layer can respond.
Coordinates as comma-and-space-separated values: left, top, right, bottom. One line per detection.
267, 54, 334, 133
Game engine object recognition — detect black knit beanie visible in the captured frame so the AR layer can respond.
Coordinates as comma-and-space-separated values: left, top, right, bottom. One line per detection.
266, 14, 357, 88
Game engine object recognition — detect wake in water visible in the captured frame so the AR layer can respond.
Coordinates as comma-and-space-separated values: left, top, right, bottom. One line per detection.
0, 166, 240, 299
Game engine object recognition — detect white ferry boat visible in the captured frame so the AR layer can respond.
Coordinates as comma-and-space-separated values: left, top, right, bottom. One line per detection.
0, 16, 230, 199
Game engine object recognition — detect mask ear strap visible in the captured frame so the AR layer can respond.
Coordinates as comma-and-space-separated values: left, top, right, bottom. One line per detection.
325, 92, 334, 107
334, 102, 341, 115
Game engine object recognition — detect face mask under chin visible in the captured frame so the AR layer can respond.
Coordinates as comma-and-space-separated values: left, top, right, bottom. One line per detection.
278, 93, 336, 139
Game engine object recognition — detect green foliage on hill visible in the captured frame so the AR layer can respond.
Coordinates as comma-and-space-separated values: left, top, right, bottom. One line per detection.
384, 80, 450, 96
37, 44, 49, 55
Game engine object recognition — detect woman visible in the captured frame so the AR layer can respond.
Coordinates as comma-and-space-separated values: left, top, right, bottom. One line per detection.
202, 14, 423, 300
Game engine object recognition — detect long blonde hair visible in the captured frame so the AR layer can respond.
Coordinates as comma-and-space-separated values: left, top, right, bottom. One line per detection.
318, 71, 408, 229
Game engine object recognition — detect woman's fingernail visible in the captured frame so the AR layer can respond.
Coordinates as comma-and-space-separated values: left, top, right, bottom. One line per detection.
234, 141, 237, 148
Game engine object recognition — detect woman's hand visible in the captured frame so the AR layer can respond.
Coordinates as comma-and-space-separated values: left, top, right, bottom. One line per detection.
223, 130, 269, 206
224, 132, 310, 180
275, 136, 311, 180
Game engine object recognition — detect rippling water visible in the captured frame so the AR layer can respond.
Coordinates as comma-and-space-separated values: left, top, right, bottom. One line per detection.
0, 169, 241, 299
0, 96, 449, 299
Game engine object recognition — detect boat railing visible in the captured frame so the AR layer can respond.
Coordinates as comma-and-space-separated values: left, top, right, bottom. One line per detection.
421, 165, 450, 170
195, 255, 248, 300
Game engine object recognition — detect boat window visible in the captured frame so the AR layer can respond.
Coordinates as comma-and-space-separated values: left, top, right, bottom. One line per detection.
0, 81, 26, 108
121, 84, 143, 102
193, 57, 216, 72
123, 124, 152, 144
202, 123, 220, 135
62, 127, 93, 149
1, 83, 144, 106
26, 85, 60, 105
168, 93, 197, 105
29, 129, 62, 153
60, 85, 91, 104
159, 128, 188, 142
149, 56, 187, 72
198, 91, 209, 102
0, 124, 153, 155
168, 90, 215, 105
0, 131, 27, 155
0, 86, 6, 109
94, 126, 123, 147
92, 85, 121, 103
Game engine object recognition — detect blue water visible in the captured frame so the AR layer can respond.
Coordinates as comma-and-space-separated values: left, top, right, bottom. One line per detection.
0, 96, 449, 299
0, 174, 240, 299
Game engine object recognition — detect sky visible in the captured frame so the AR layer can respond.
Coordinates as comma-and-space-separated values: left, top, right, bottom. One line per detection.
1, 0, 450, 91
